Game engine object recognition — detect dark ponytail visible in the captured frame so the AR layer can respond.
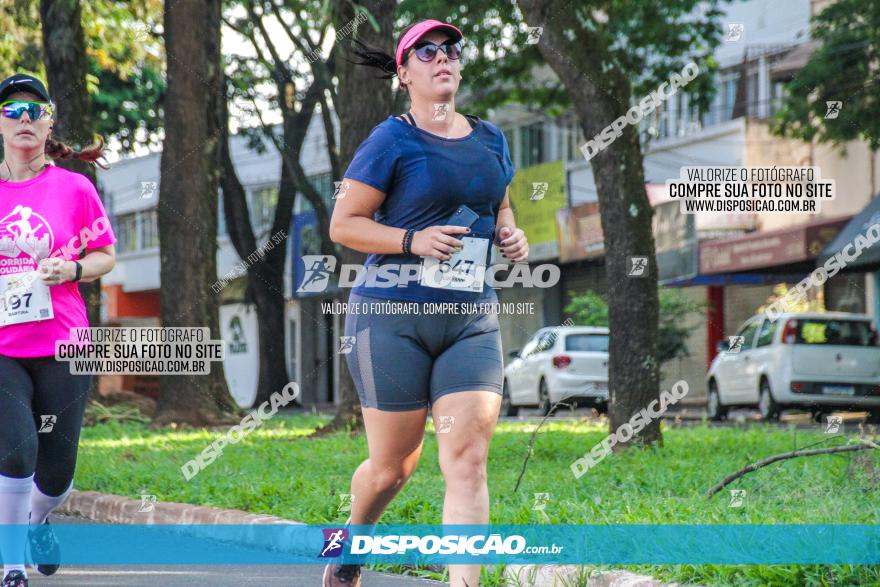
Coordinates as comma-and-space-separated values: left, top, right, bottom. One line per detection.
347, 39, 397, 79
45, 135, 109, 169
345, 23, 420, 82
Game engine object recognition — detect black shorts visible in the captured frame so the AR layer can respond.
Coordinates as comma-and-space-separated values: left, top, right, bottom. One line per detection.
343, 293, 503, 411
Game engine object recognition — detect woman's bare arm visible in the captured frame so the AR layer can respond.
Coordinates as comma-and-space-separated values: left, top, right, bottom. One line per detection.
494, 188, 516, 242
329, 179, 468, 261
36, 244, 116, 286
329, 179, 409, 255
77, 244, 116, 283
494, 188, 529, 262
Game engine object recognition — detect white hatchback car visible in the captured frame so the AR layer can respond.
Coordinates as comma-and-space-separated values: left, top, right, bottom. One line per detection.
502, 326, 609, 416
706, 312, 880, 421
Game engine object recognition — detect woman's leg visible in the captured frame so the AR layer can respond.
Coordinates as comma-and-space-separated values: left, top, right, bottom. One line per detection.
343, 294, 433, 524
0, 355, 38, 579
325, 407, 427, 585
429, 309, 504, 587
349, 406, 428, 524
27, 357, 92, 516
432, 391, 501, 587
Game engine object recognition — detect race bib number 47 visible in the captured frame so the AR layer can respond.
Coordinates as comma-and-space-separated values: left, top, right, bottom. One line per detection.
420, 236, 489, 293
0, 272, 54, 326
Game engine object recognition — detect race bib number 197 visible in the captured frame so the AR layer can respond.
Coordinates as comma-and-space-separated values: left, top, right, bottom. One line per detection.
0, 272, 54, 326
420, 236, 489, 293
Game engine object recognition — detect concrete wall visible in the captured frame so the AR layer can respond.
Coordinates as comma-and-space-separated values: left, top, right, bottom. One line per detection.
745, 120, 880, 232
659, 285, 709, 399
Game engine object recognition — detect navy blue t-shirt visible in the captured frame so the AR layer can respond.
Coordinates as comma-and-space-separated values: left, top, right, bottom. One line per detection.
342, 114, 516, 303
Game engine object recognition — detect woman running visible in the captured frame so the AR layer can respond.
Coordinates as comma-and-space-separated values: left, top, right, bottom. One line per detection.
325, 20, 528, 587
0, 74, 117, 587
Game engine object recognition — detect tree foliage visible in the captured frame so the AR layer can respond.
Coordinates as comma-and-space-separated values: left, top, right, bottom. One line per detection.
773, 0, 880, 151
398, 0, 726, 120
564, 288, 704, 365
0, 0, 165, 153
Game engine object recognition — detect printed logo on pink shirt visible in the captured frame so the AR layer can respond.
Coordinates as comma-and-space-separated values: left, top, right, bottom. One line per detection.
0, 205, 55, 276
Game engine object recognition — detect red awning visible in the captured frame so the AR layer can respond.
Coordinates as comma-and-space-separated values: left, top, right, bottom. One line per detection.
699, 216, 851, 275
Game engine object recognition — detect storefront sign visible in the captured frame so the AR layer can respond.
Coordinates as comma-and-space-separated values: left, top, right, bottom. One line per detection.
701, 217, 848, 274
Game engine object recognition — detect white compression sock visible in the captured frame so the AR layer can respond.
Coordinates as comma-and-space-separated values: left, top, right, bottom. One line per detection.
30, 481, 72, 526
0, 473, 33, 578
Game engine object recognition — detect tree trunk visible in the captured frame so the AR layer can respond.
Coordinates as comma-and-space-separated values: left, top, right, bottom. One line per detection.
226, 11, 340, 411
218, 79, 290, 408
249, 262, 288, 406
39, 0, 102, 397
318, 0, 396, 434
277, 91, 327, 407
154, 0, 239, 426
517, 0, 661, 447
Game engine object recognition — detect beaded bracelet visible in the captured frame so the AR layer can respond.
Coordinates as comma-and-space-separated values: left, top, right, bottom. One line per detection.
402, 228, 416, 255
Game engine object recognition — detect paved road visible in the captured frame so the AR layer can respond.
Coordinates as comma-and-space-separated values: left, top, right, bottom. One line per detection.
29, 515, 444, 587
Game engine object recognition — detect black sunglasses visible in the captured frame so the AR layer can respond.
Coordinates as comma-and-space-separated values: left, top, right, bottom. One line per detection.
408, 40, 463, 63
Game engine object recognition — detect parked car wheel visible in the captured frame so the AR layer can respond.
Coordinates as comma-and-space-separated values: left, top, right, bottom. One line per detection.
758, 379, 780, 421
500, 380, 518, 417
537, 378, 551, 416
707, 380, 727, 421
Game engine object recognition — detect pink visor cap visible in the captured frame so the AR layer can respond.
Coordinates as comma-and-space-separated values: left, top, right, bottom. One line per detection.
395, 19, 464, 67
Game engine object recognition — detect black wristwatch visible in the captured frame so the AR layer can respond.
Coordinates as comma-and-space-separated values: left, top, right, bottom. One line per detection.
72, 261, 83, 282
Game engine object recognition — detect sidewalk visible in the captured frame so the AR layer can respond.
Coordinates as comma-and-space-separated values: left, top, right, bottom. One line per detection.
56, 491, 693, 587
53, 494, 444, 586
34, 517, 437, 586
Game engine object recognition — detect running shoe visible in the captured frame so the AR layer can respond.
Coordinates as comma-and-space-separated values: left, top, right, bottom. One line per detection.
27, 520, 60, 576
1, 571, 27, 587
322, 563, 362, 586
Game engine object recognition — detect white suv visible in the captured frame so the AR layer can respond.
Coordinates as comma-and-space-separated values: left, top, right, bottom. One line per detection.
502, 326, 609, 416
706, 312, 880, 421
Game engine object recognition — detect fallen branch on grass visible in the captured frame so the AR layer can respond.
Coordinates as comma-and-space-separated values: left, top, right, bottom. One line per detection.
513, 400, 575, 493
705, 438, 879, 498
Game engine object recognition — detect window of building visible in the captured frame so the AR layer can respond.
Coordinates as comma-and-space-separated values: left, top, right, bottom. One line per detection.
747, 70, 759, 117
115, 212, 138, 253
561, 118, 584, 162
250, 185, 279, 231
674, 93, 686, 137
519, 122, 545, 168
654, 103, 669, 139
139, 208, 159, 249
701, 90, 718, 128
720, 72, 740, 122
769, 80, 787, 116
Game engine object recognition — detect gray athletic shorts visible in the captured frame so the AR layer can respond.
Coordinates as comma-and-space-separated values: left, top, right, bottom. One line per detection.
343, 293, 504, 411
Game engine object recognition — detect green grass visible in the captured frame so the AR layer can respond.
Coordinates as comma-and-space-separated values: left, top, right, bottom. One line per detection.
75, 415, 880, 585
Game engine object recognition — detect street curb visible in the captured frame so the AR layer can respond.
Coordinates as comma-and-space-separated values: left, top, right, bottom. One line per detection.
57, 489, 306, 557
56, 490, 451, 584
58, 490, 302, 526
505, 565, 700, 587
59, 491, 694, 586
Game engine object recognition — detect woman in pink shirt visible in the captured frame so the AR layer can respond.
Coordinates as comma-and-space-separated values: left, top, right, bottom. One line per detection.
0, 74, 117, 587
